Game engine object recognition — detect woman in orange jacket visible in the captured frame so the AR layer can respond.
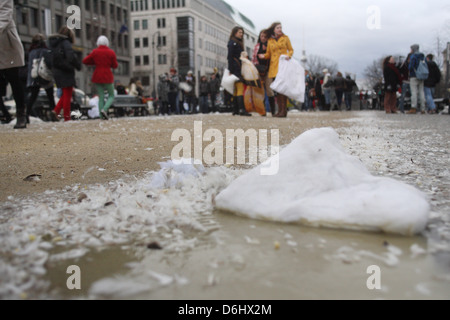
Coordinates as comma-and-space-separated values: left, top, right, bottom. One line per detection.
258, 22, 294, 118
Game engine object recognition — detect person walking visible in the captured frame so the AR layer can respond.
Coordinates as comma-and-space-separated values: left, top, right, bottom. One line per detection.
408, 44, 426, 114
252, 29, 275, 115
228, 26, 251, 116
424, 54, 441, 114
199, 75, 210, 114
344, 75, 357, 111
48, 26, 81, 122
397, 54, 411, 113
333, 72, 346, 111
168, 68, 180, 114
157, 74, 169, 115
382, 55, 402, 114
258, 22, 294, 118
208, 73, 221, 113
26, 34, 55, 123
82, 36, 118, 120
0, 0, 28, 129
322, 69, 333, 111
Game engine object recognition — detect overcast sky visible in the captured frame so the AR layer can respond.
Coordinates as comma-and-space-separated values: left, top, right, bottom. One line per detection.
224, 0, 450, 80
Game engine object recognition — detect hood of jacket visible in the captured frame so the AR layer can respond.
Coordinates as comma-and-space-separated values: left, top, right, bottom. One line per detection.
48, 34, 69, 49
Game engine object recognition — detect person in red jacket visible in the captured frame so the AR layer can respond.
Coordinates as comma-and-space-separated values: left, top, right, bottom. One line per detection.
82, 35, 118, 120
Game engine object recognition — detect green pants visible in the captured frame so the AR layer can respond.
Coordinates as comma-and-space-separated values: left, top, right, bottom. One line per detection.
96, 83, 115, 117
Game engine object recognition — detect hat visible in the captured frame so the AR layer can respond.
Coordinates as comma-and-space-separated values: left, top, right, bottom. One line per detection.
323, 68, 329, 73
187, 70, 193, 75
411, 44, 420, 52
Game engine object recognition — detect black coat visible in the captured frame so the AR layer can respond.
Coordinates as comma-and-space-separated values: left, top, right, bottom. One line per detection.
48, 34, 81, 88
424, 60, 441, 88
227, 39, 243, 79
383, 64, 401, 93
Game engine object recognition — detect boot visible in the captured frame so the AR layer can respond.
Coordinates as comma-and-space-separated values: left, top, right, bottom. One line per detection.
14, 105, 27, 129
232, 97, 239, 116
274, 95, 287, 118
268, 96, 276, 116
237, 96, 252, 116
407, 108, 417, 114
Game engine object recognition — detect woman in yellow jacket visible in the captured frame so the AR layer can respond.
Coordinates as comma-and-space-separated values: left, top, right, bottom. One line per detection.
259, 22, 294, 118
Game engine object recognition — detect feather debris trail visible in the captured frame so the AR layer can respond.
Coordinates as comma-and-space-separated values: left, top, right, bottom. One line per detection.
0, 159, 241, 299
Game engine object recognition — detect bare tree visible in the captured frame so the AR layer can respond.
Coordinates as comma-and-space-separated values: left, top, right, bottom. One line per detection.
305, 54, 339, 76
364, 57, 384, 90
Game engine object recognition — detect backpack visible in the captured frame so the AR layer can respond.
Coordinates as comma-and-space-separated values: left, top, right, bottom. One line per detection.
31, 51, 53, 81
415, 58, 429, 80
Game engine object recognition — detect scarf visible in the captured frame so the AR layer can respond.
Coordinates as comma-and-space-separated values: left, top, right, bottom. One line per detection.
231, 36, 244, 50
388, 63, 402, 83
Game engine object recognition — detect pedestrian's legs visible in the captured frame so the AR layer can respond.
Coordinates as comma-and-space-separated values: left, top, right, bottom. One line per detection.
61, 87, 73, 121
103, 83, 115, 114
1, 68, 27, 128
96, 84, 105, 117
418, 80, 425, 113
410, 78, 418, 111
27, 86, 40, 119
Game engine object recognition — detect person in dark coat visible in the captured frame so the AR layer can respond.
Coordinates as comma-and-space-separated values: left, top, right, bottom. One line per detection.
424, 54, 441, 114
208, 73, 221, 113
26, 33, 55, 122
0, 0, 27, 129
333, 72, 346, 111
83, 35, 118, 120
383, 55, 402, 114
199, 75, 210, 114
48, 26, 81, 122
344, 75, 357, 111
228, 26, 251, 116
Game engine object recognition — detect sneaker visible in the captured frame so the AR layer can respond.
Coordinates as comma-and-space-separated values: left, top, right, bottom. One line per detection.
50, 110, 60, 122
101, 110, 109, 120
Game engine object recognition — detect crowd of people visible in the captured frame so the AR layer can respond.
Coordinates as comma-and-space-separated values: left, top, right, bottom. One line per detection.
380, 44, 442, 114
1, 0, 444, 129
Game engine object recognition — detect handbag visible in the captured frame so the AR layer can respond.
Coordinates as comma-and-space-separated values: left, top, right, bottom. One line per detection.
221, 68, 239, 95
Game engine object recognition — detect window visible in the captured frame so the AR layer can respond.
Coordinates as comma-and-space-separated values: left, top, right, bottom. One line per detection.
157, 18, 166, 28
117, 7, 122, 21
30, 8, 38, 28
143, 55, 150, 65
86, 24, 92, 40
134, 20, 140, 30
135, 56, 141, 66
143, 37, 149, 47
85, 0, 91, 11
142, 19, 148, 30
158, 54, 167, 65
110, 4, 114, 17
198, 21, 202, 31
198, 38, 202, 49
158, 36, 166, 47
134, 38, 140, 48
101, 1, 106, 15
124, 35, 129, 49
142, 76, 150, 86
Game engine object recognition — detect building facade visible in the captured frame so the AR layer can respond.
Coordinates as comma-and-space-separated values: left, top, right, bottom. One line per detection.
130, 0, 258, 96
13, 0, 132, 94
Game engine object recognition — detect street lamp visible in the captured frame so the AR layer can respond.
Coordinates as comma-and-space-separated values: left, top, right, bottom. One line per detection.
152, 31, 161, 98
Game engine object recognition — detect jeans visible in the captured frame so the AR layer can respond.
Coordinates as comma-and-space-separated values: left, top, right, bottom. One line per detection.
410, 77, 425, 111
323, 88, 332, 105
344, 92, 352, 110
96, 83, 115, 115
398, 82, 410, 113
424, 87, 436, 111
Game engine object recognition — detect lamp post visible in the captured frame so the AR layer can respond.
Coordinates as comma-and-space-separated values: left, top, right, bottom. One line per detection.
152, 31, 161, 98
